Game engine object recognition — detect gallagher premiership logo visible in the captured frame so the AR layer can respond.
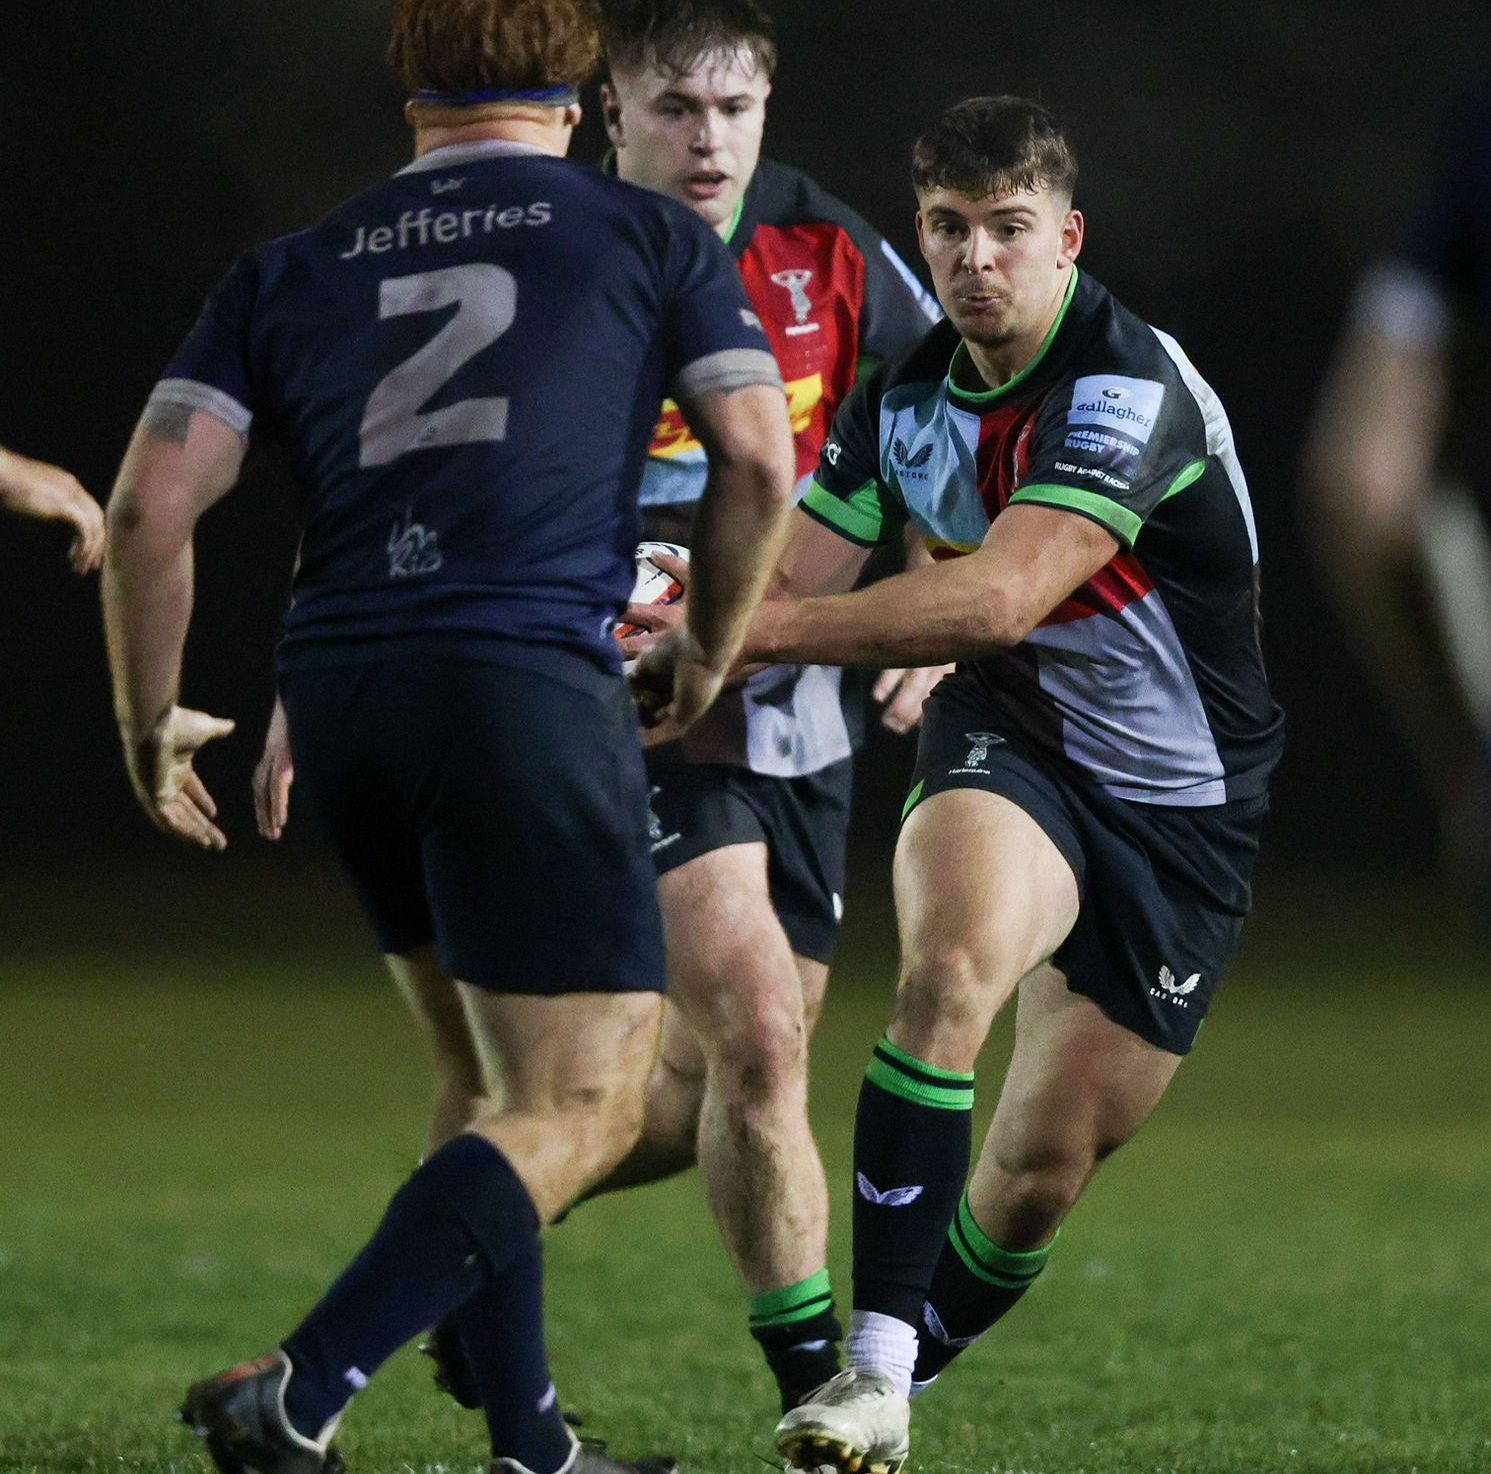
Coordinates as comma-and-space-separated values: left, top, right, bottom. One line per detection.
1066, 375, 1164, 446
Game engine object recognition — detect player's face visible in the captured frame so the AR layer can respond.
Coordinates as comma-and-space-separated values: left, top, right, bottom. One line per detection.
915, 186, 1083, 350
603, 48, 770, 234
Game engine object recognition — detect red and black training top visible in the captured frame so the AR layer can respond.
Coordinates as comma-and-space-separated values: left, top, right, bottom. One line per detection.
640, 159, 940, 776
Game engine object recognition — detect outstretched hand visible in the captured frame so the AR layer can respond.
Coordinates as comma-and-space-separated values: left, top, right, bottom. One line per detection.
0, 449, 106, 573
124, 704, 236, 850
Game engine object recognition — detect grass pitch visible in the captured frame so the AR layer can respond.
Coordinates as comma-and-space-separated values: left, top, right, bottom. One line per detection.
2, 862, 1488, 1474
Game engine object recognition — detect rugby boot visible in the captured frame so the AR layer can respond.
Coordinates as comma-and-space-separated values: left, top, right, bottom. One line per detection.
492, 1429, 678, 1474
420, 1318, 482, 1409
775, 1369, 910, 1474
180, 1350, 344, 1474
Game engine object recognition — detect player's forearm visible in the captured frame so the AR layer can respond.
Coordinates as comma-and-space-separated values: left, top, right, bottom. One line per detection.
689, 458, 793, 669
747, 554, 1012, 668
103, 496, 196, 738
0, 446, 68, 518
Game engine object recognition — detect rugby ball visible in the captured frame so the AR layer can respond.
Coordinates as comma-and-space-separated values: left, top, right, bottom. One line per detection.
615, 541, 689, 640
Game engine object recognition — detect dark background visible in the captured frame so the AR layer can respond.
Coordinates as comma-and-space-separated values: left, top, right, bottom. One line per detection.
2, 1, 1489, 890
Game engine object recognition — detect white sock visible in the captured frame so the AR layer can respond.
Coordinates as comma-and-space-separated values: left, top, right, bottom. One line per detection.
845, 1310, 917, 1398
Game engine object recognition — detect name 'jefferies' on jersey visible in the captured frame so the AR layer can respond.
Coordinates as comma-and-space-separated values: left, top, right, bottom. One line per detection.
147, 141, 779, 677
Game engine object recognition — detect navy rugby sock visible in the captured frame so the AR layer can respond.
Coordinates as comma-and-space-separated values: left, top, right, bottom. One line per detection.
851, 1037, 974, 1328
454, 1239, 573, 1472
281, 1133, 562, 1463
748, 1269, 843, 1411
912, 1196, 1055, 1384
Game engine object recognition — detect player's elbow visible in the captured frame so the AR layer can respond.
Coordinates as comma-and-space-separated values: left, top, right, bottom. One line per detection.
971, 587, 1039, 653
701, 385, 797, 512
105, 478, 196, 560
105, 485, 148, 538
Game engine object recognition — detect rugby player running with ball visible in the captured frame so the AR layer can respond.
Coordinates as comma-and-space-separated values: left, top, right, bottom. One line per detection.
638, 96, 1283, 1473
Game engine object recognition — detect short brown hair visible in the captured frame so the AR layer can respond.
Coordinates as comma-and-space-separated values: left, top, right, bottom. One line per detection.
390, 0, 602, 98
599, 0, 777, 81
912, 96, 1077, 203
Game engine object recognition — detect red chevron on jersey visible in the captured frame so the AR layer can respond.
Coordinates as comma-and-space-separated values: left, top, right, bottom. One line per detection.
1042, 554, 1156, 625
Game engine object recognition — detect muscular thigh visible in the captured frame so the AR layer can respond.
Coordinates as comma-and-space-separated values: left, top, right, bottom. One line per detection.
647, 758, 852, 968
975, 963, 1181, 1186
896, 790, 1081, 1006
460, 988, 663, 1115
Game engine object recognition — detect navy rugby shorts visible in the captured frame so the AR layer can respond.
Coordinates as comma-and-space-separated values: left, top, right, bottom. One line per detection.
643, 755, 853, 965
907, 676, 1268, 1054
280, 646, 665, 996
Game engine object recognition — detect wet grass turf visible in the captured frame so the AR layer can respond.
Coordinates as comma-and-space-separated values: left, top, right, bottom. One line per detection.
2, 868, 1488, 1473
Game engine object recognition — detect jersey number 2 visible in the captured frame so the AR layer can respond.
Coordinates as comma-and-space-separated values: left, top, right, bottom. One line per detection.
359, 264, 516, 468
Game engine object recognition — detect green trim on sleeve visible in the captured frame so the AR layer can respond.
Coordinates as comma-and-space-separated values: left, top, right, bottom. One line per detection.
1160, 457, 1208, 503
1008, 482, 1143, 547
801, 478, 894, 546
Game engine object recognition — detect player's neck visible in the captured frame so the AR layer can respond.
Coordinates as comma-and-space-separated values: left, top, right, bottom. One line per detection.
961, 274, 1072, 391
412, 116, 573, 161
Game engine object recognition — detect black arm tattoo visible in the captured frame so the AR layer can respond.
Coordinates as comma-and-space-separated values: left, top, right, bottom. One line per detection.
141, 401, 195, 445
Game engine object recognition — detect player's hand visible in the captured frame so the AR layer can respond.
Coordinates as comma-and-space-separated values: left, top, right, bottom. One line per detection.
0, 450, 106, 573
616, 551, 691, 663
253, 696, 294, 841
630, 627, 728, 745
123, 704, 236, 851
874, 663, 954, 734
616, 598, 686, 664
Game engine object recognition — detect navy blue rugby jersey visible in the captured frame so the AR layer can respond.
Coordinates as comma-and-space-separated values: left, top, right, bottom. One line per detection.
806, 269, 1285, 807
149, 139, 779, 677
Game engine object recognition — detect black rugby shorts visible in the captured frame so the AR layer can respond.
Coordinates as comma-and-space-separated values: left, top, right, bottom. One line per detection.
281, 647, 665, 996
643, 755, 853, 965
906, 675, 1267, 1054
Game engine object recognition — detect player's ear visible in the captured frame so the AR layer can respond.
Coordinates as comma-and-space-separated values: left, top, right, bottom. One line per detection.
600, 82, 624, 146
914, 210, 930, 261
403, 99, 418, 129
562, 102, 583, 130
1060, 208, 1084, 266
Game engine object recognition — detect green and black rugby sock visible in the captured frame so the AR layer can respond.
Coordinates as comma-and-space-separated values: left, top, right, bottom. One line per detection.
748, 1269, 842, 1411
912, 1196, 1055, 1386
851, 1036, 975, 1329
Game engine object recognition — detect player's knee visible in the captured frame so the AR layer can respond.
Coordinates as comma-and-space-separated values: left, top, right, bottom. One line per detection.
539, 1073, 650, 1173
434, 1081, 493, 1135
710, 991, 808, 1109
989, 1145, 1091, 1245
893, 946, 998, 1062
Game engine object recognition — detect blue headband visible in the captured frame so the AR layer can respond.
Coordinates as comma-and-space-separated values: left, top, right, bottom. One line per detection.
413, 85, 580, 107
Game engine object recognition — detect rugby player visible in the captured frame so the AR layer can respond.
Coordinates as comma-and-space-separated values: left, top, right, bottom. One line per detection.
0, 444, 104, 572
587, 0, 944, 1412
253, 0, 946, 1415
1303, 91, 1491, 903
638, 96, 1284, 1472
102, 1, 795, 1471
